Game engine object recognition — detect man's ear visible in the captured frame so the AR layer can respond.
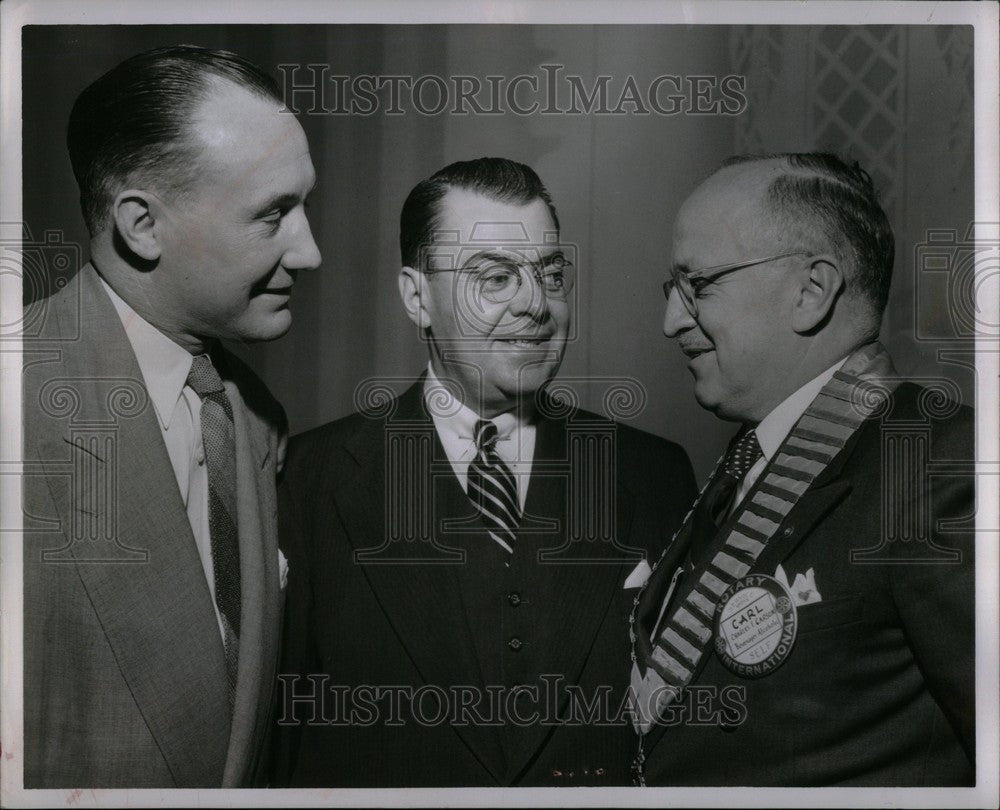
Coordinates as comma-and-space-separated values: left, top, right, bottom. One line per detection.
398, 266, 432, 329
791, 254, 844, 333
111, 190, 163, 262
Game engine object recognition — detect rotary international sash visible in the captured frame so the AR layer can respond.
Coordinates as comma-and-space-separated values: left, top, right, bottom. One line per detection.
629, 343, 898, 744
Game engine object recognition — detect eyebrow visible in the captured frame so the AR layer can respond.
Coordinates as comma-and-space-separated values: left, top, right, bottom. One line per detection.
251, 179, 318, 219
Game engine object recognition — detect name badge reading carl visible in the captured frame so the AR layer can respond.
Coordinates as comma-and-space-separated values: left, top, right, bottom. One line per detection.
714, 574, 797, 678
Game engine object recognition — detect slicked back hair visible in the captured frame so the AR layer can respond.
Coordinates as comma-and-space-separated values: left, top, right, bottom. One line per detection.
720, 152, 895, 320
68, 45, 284, 236
399, 157, 560, 269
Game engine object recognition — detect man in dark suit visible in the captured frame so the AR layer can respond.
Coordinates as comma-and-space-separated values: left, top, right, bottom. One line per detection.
22, 46, 320, 787
276, 157, 696, 786
632, 153, 974, 785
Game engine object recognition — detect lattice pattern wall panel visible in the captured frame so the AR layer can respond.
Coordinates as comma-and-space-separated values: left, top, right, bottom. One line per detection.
731, 25, 906, 220
731, 26, 787, 154
934, 26, 975, 182
809, 26, 905, 218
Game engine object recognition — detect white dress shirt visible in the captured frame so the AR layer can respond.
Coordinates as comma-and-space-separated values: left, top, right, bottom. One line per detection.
423, 364, 535, 510
101, 276, 224, 639
733, 357, 849, 509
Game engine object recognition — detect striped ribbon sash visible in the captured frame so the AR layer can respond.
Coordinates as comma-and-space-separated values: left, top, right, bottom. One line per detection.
631, 343, 897, 733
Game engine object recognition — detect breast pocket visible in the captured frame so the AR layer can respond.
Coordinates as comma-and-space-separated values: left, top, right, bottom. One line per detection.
795, 593, 864, 635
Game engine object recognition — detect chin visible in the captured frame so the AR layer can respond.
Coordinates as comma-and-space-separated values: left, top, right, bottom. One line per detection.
487, 376, 550, 414
237, 312, 294, 343
693, 383, 726, 417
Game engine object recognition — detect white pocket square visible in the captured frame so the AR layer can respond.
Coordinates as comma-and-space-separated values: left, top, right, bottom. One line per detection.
624, 559, 652, 590
775, 563, 821, 606
278, 548, 289, 591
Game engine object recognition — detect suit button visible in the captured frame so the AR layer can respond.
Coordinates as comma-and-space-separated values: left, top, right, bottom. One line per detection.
508, 591, 522, 607
782, 524, 794, 537
507, 637, 523, 651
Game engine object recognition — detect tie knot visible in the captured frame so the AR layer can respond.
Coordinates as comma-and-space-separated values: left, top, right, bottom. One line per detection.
474, 419, 499, 452
723, 429, 763, 480
186, 354, 225, 397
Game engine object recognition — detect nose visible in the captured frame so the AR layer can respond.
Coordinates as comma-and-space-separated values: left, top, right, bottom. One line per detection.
507, 267, 550, 320
283, 206, 322, 272
663, 284, 695, 338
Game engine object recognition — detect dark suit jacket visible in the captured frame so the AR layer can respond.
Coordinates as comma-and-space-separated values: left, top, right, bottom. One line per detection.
638, 382, 975, 786
275, 380, 696, 787
22, 264, 287, 787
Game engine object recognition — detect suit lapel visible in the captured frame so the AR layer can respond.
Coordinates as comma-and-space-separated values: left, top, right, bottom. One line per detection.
630, 510, 696, 754
632, 515, 696, 672
337, 382, 506, 781
37, 266, 231, 785
220, 360, 280, 787
750, 427, 860, 576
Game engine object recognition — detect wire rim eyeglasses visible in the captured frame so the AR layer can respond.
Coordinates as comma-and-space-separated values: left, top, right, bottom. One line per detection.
662, 251, 809, 318
424, 251, 576, 304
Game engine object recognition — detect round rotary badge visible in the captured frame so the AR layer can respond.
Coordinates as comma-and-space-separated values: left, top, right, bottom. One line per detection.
714, 574, 797, 678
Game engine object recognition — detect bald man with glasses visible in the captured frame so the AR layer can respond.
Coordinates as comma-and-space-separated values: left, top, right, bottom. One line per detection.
631, 153, 975, 786
274, 157, 696, 787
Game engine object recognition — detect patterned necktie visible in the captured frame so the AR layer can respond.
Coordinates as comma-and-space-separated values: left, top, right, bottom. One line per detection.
688, 428, 763, 567
466, 419, 522, 557
706, 428, 764, 524
187, 354, 241, 711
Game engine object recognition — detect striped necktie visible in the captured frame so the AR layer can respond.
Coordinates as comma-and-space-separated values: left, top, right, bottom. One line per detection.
466, 419, 521, 557
187, 353, 241, 711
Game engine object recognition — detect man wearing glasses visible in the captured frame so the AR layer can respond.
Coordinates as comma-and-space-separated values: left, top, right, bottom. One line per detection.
275, 157, 696, 786
631, 153, 975, 785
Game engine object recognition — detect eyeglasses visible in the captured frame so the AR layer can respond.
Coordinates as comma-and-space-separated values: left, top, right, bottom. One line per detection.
424, 250, 576, 304
662, 251, 808, 318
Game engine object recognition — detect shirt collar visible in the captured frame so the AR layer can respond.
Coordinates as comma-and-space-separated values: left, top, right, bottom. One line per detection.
423, 363, 522, 449
754, 357, 849, 461
100, 275, 193, 431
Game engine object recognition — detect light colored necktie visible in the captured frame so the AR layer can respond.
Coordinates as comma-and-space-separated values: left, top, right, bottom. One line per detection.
466, 419, 521, 557
187, 353, 240, 711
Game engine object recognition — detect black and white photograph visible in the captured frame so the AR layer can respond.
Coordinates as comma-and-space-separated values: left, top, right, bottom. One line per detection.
1, 1, 997, 807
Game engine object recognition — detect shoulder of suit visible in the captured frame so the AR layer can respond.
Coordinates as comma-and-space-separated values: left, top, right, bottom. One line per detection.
294, 405, 380, 443
538, 392, 691, 467
23, 272, 80, 344
886, 380, 973, 418
835, 380, 974, 486
285, 393, 397, 467
869, 380, 973, 448
216, 347, 286, 432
